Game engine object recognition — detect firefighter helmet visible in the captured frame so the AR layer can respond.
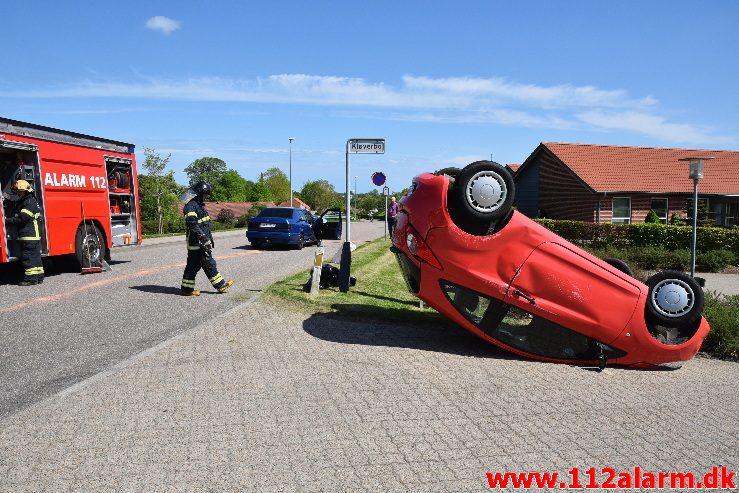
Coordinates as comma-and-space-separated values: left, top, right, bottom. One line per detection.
192, 181, 212, 197
11, 179, 33, 193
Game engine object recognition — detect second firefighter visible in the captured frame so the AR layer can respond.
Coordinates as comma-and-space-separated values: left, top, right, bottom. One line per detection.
180, 181, 234, 296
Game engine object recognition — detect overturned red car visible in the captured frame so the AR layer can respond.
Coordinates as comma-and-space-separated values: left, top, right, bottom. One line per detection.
391, 161, 709, 369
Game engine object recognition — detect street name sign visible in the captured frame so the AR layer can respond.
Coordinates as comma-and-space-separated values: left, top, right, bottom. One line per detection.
349, 139, 385, 154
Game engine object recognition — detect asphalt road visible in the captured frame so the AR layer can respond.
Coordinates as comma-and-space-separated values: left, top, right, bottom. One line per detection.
0, 221, 387, 418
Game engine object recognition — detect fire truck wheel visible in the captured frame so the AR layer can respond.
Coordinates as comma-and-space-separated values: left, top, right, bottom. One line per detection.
75, 223, 107, 268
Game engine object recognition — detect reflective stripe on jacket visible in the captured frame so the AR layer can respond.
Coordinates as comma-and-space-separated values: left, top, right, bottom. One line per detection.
8, 195, 42, 241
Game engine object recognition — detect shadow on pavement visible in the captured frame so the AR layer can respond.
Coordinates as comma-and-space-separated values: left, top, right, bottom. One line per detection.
129, 285, 185, 295
303, 304, 518, 360
107, 259, 132, 266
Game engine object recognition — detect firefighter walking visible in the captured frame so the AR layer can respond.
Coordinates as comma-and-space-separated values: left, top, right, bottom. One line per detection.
6, 180, 44, 285
180, 181, 234, 296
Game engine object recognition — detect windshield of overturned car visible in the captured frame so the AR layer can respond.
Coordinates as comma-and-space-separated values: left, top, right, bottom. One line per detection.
440, 280, 625, 361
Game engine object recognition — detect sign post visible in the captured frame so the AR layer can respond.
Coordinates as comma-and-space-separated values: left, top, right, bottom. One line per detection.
340, 138, 385, 292
383, 185, 389, 240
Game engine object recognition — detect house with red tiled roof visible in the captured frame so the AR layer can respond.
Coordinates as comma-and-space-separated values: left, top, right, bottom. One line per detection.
506, 163, 521, 174
202, 201, 276, 220
514, 143, 739, 227
276, 197, 310, 210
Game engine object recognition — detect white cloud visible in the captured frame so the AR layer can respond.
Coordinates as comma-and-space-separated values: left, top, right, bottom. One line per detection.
576, 111, 732, 145
4, 72, 728, 145
145, 16, 181, 35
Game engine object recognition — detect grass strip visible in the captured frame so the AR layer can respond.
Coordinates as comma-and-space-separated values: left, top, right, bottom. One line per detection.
264, 238, 452, 328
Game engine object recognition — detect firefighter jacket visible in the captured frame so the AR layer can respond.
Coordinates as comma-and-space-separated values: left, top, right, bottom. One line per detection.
6, 194, 41, 241
184, 199, 213, 251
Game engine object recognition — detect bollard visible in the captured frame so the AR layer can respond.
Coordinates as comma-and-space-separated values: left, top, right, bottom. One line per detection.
310, 247, 324, 294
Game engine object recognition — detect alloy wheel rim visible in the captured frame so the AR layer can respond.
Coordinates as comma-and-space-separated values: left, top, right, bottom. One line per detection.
83, 235, 101, 262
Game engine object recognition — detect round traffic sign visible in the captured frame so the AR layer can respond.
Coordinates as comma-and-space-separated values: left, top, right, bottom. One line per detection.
372, 172, 386, 186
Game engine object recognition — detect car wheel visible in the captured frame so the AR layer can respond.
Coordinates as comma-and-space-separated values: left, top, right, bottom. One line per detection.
295, 233, 305, 250
602, 257, 634, 277
645, 271, 704, 327
251, 241, 262, 250
435, 167, 461, 177
75, 222, 106, 268
448, 161, 516, 236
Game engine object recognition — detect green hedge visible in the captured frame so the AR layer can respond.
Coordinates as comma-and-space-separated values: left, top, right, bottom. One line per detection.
536, 219, 739, 255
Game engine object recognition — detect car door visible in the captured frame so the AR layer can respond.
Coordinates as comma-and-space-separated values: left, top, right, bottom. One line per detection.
316, 208, 343, 240
504, 242, 640, 345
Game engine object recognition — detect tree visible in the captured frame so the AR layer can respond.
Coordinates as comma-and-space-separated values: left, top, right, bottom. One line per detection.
141, 148, 175, 234
247, 180, 274, 202
261, 167, 290, 203
301, 180, 341, 211
138, 173, 183, 228
357, 189, 385, 216
645, 209, 661, 224
211, 170, 247, 202
686, 198, 714, 227
184, 157, 227, 187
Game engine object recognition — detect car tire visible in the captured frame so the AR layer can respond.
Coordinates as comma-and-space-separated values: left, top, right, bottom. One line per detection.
251, 241, 262, 250
435, 167, 461, 177
645, 271, 704, 327
75, 222, 106, 268
602, 257, 634, 277
295, 233, 305, 250
448, 161, 516, 236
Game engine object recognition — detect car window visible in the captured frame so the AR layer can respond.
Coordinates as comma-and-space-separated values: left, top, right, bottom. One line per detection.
440, 280, 625, 361
257, 208, 294, 219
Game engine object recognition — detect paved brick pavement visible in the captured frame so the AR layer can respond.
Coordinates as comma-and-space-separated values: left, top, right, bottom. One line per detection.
1, 294, 737, 492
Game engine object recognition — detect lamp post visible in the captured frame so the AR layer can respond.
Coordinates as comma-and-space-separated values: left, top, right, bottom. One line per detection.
679, 156, 713, 277
288, 137, 295, 207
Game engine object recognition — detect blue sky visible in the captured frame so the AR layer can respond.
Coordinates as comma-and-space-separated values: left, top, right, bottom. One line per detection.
2, 1, 737, 194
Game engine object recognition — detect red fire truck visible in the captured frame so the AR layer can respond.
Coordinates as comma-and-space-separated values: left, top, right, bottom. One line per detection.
1, 117, 142, 268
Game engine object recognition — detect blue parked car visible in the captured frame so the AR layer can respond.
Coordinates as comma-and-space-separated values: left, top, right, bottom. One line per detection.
246, 207, 342, 249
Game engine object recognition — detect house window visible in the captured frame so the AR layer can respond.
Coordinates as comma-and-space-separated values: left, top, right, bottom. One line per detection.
612, 197, 631, 224
724, 202, 738, 228
650, 198, 668, 224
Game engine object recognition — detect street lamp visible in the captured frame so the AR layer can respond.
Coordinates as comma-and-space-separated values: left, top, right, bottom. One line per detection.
679, 156, 713, 277
288, 137, 295, 207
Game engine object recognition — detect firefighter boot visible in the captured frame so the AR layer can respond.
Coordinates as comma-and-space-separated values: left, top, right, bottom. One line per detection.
182, 289, 201, 297
217, 280, 234, 293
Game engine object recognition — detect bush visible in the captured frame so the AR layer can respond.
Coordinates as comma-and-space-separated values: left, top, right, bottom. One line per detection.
216, 208, 236, 224
645, 210, 661, 223
141, 217, 187, 235
621, 246, 689, 270
235, 214, 249, 228
702, 293, 739, 359
697, 250, 736, 272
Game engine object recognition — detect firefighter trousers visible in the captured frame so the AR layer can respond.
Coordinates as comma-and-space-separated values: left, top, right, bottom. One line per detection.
20, 240, 44, 283
180, 249, 226, 293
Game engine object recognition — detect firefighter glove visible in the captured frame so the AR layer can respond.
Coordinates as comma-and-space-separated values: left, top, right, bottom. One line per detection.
199, 238, 213, 256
